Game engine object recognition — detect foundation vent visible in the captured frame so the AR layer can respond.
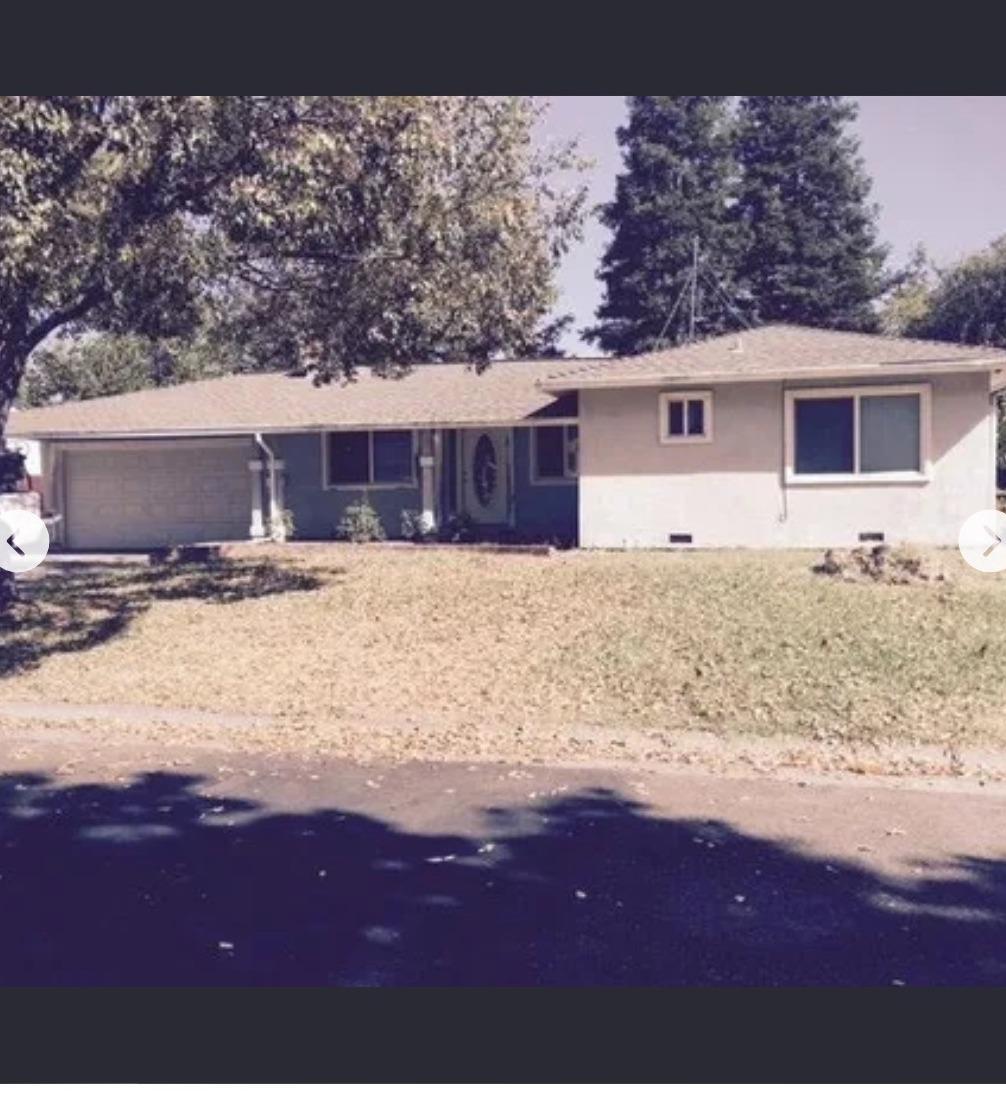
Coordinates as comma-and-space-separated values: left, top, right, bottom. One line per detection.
858, 531, 885, 543
668, 533, 693, 545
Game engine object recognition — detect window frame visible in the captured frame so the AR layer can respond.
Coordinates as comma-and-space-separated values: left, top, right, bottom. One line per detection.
784, 383, 932, 485
529, 423, 579, 485
658, 390, 714, 445
321, 428, 417, 490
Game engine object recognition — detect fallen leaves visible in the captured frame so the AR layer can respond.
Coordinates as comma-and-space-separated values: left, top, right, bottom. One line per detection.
4, 548, 1005, 768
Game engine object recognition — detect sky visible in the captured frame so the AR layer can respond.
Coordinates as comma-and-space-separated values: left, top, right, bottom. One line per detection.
540, 96, 1006, 355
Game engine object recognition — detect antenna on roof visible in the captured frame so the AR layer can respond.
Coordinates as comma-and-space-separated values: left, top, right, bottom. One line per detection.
654, 236, 702, 350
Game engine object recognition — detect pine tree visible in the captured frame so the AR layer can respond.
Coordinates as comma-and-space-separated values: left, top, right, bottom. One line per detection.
585, 96, 740, 354
732, 96, 886, 331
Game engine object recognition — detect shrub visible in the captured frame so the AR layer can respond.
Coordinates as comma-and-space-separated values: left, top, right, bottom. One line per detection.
438, 512, 476, 543
270, 508, 296, 542
0, 447, 26, 492
335, 495, 385, 543
400, 508, 434, 543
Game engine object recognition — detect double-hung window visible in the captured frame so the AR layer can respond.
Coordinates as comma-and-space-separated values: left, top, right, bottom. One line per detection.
659, 391, 713, 444
326, 429, 415, 487
531, 424, 578, 483
785, 384, 930, 484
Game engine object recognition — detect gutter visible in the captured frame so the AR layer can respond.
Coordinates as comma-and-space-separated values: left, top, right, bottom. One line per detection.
10, 417, 581, 442
539, 359, 1006, 394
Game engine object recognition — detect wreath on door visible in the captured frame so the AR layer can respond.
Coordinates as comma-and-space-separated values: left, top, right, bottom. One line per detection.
473, 433, 498, 508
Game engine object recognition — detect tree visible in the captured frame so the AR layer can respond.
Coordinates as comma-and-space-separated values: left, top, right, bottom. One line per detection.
585, 97, 739, 354
901, 237, 1006, 485
213, 96, 585, 379
732, 96, 887, 331
905, 236, 1006, 347
0, 95, 586, 606
878, 245, 934, 336
19, 329, 228, 407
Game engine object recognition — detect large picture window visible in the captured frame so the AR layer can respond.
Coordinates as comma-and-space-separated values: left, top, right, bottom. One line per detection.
785, 385, 930, 483
326, 430, 415, 487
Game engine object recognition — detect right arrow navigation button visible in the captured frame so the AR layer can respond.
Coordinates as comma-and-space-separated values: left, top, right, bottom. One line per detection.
959, 509, 1006, 573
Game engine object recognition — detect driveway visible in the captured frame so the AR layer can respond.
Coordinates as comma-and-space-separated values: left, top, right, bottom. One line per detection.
0, 725, 1004, 986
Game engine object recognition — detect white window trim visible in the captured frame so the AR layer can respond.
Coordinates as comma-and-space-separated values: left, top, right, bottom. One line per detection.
784, 383, 932, 486
529, 423, 579, 485
658, 390, 713, 445
321, 429, 418, 490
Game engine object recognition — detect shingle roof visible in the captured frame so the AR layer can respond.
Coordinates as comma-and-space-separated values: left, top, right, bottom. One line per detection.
10, 325, 1006, 439
9, 359, 585, 439
541, 324, 1006, 390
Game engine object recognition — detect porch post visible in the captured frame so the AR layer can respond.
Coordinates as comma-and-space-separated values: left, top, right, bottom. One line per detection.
432, 429, 442, 527
249, 459, 266, 539
419, 429, 436, 532
268, 459, 287, 541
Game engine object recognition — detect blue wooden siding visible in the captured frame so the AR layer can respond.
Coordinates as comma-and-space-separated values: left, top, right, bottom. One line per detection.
512, 427, 578, 544
268, 427, 577, 543
268, 432, 420, 540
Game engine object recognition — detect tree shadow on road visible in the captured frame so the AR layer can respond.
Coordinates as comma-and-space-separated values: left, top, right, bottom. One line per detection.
0, 768, 1003, 986
0, 559, 342, 676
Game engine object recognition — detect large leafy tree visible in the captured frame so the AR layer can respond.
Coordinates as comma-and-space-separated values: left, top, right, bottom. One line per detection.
900, 237, 1006, 481
19, 329, 228, 407
585, 96, 739, 354
0, 95, 585, 605
732, 96, 887, 331
216, 96, 585, 377
905, 236, 1006, 347
878, 245, 934, 336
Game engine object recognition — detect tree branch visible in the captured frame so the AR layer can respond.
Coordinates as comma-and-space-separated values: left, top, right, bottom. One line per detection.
23, 286, 106, 354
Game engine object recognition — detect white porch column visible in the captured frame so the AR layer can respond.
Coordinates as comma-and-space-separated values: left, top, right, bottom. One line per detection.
249, 459, 266, 539
419, 429, 436, 532
432, 429, 443, 528
269, 460, 287, 541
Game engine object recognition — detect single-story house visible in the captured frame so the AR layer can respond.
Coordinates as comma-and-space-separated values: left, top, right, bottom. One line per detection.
8, 324, 1006, 551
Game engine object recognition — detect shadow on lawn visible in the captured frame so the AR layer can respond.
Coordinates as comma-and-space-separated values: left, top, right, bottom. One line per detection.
0, 559, 342, 676
0, 769, 1003, 986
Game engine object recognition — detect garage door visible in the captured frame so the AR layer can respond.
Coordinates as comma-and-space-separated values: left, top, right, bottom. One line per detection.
64, 442, 252, 550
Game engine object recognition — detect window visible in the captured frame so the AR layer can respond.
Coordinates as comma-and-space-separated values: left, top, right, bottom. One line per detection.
531, 424, 578, 483
785, 385, 930, 484
659, 391, 713, 444
794, 397, 854, 474
325, 429, 415, 487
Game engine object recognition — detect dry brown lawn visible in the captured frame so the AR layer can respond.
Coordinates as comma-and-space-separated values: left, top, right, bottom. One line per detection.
2, 544, 1004, 752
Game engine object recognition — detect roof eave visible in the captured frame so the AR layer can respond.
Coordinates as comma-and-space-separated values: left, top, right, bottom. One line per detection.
10, 414, 581, 441
540, 358, 1006, 393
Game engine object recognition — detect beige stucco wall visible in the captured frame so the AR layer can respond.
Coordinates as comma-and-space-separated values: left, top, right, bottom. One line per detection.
579, 371, 996, 549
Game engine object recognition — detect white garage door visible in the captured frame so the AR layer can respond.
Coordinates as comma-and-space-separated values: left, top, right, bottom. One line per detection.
64, 442, 252, 550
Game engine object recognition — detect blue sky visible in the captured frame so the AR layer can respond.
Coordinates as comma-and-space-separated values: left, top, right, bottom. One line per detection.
540, 96, 1006, 354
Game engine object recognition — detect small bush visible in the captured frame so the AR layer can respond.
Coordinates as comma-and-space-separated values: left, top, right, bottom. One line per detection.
335, 495, 386, 543
400, 508, 434, 543
438, 512, 476, 543
270, 508, 296, 542
0, 447, 26, 492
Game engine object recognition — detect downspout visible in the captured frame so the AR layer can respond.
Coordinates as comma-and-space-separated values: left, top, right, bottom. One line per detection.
779, 384, 789, 528
254, 432, 284, 541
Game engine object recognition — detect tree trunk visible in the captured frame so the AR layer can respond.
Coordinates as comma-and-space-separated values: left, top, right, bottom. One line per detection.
0, 570, 14, 612
0, 344, 29, 613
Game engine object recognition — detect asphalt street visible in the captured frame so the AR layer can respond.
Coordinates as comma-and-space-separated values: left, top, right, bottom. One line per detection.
0, 726, 1003, 985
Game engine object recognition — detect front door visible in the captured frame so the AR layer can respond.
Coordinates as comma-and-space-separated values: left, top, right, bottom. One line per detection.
460, 428, 511, 525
